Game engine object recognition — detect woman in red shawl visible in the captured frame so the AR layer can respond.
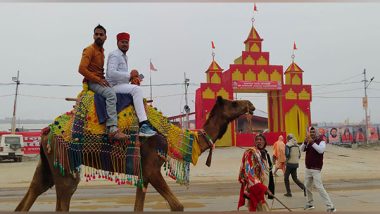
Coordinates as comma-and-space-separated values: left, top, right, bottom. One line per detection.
238, 134, 275, 212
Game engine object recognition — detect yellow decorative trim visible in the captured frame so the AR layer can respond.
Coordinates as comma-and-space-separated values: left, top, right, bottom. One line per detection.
271, 92, 279, 132
257, 56, 268, 65
244, 69, 256, 81
234, 56, 242, 64
249, 43, 260, 52
202, 87, 215, 99
292, 74, 301, 85
285, 89, 297, 100
210, 73, 221, 84
298, 89, 310, 100
285, 73, 291, 85
232, 69, 243, 81
243, 55, 255, 65
270, 70, 281, 82
258, 70, 268, 81
216, 88, 229, 99
294, 64, 300, 72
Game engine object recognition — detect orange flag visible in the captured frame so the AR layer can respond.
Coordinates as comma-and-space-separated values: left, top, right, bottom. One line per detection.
211, 41, 215, 49
293, 41, 297, 50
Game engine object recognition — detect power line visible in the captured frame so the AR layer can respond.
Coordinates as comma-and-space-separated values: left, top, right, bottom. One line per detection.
312, 81, 362, 87
313, 87, 362, 95
314, 96, 380, 99
0, 94, 14, 98
18, 94, 67, 100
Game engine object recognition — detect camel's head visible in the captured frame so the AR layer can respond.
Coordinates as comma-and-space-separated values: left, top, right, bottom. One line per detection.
212, 96, 255, 121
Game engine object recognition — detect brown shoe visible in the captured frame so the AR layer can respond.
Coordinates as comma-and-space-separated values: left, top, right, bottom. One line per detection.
108, 130, 127, 140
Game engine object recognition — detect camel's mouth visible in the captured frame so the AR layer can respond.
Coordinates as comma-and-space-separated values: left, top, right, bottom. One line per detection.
247, 105, 255, 115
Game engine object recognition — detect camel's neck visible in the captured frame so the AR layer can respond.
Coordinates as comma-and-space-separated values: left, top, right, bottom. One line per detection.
198, 115, 229, 153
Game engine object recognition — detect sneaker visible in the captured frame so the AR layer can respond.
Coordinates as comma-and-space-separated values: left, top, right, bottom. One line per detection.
304, 205, 315, 210
284, 193, 292, 197
327, 208, 336, 212
108, 130, 128, 140
139, 124, 157, 137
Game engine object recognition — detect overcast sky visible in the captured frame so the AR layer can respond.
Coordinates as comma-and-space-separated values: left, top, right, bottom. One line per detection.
0, 2, 379, 125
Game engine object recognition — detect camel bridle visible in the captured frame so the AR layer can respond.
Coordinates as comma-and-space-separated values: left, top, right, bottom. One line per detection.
198, 129, 214, 167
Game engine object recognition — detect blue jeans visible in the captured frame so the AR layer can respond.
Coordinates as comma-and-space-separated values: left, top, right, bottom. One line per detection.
88, 82, 117, 130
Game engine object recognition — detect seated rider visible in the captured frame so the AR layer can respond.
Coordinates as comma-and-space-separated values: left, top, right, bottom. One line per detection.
106, 32, 156, 137
78, 24, 127, 140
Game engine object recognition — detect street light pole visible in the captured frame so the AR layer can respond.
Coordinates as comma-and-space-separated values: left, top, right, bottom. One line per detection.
11, 70, 20, 134
363, 69, 374, 144
184, 73, 190, 129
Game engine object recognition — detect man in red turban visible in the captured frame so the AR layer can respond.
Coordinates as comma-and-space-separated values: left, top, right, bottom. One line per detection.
105, 32, 156, 137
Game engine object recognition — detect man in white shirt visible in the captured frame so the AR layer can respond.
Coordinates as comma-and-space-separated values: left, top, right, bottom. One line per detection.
106, 32, 156, 137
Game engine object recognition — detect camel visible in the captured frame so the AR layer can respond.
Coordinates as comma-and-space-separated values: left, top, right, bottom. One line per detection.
15, 96, 255, 211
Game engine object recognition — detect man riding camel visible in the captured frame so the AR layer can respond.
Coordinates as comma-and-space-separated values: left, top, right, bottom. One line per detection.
78, 24, 128, 140
78, 25, 155, 140
106, 32, 156, 137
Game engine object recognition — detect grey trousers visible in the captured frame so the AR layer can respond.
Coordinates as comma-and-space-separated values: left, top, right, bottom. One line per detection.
304, 168, 334, 209
88, 82, 117, 130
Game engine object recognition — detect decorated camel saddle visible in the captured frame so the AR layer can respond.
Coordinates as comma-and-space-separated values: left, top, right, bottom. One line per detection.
48, 83, 202, 186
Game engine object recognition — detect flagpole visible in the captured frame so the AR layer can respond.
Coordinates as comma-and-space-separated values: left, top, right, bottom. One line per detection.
149, 59, 152, 101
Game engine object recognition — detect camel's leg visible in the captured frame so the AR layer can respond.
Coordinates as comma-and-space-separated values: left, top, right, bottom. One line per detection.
134, 181, 149, 211
54, 173, 80, 211
149, 172, 184, 211
15, 159, 54, 211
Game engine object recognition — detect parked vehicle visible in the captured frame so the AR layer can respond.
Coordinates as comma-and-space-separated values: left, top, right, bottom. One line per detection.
0, 134, 23, 162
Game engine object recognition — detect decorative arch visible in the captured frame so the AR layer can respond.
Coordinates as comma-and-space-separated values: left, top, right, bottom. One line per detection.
202, 87, 215, 99
257, 56, 268, 65
216, 88, 229, 99
232, 69, 243, 80
270, 70, 282, 82
244, 55, 255, 65
299, 89, 310, 100
245, 69, 256, 81
210, 73, 221, 84
292, 74, 301, 85
258, 70, 268, 81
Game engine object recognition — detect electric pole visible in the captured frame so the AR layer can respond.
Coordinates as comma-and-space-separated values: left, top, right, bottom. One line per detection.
184, 73, 190, 129
11, 71, 20, 134
363, 69, 374, 144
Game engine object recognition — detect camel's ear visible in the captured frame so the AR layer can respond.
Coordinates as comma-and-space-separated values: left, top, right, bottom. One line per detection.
216, 96, 224, 105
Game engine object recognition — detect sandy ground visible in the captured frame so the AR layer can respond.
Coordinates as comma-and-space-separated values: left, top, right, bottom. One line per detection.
0, 143, 379, 212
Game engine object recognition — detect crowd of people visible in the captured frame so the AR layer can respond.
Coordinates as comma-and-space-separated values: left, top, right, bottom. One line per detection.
238, 127, 336, 212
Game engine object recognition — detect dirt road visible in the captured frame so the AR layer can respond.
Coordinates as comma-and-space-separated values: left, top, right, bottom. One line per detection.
0, 144, 379, 212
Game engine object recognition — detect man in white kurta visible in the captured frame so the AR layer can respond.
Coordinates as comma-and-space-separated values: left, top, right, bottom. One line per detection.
106, 32, 156, 137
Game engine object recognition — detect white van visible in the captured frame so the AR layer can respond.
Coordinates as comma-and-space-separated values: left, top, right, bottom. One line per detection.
0, 134, 23, 162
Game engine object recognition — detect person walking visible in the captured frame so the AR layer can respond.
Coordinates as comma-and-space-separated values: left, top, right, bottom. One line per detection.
273, 135, 286, 176
238, 134, 275, 212
301, 127, 336, 212
284, 133, 305, 197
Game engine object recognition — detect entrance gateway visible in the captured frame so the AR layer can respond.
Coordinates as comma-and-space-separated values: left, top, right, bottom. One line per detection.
195, 25, 312, 146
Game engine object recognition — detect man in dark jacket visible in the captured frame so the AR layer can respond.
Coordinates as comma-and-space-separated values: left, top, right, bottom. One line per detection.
300, 127, 336, 212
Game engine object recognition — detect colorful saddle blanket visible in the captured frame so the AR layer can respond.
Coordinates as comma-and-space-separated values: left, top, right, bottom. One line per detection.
49, 85, 201, 185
